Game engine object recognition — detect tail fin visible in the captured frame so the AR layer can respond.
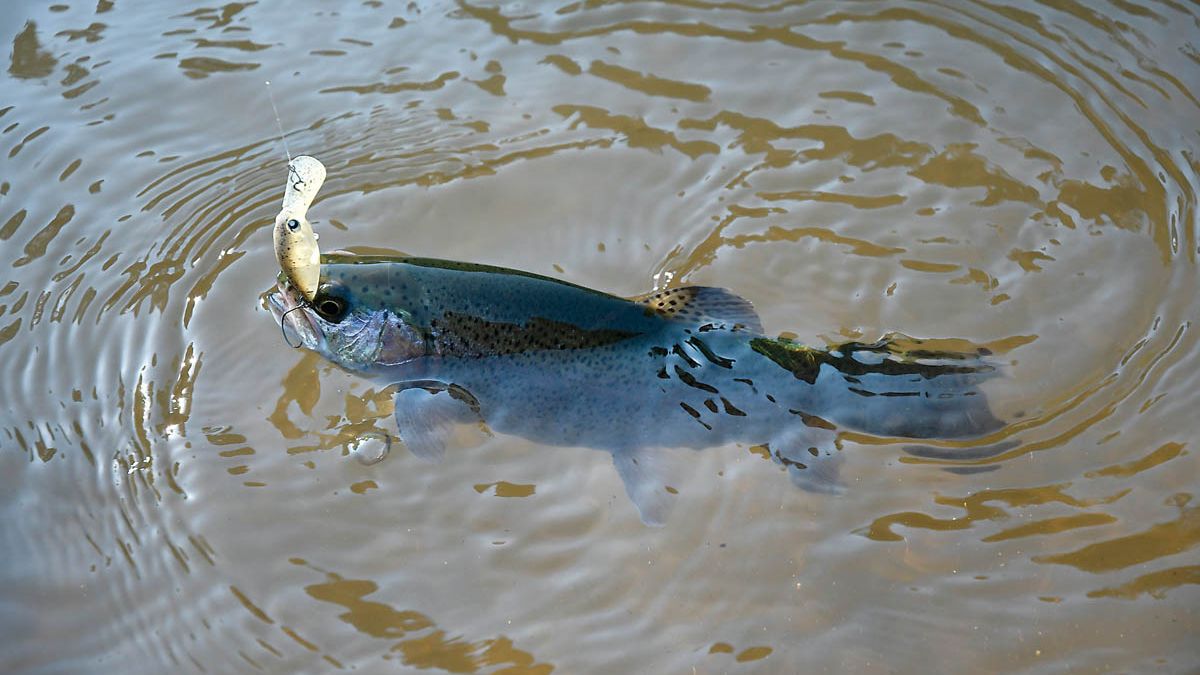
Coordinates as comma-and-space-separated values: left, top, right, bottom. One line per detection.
751, 334, 1003, 440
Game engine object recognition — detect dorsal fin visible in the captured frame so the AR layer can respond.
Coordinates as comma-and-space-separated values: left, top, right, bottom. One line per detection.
633, 286, 763, 333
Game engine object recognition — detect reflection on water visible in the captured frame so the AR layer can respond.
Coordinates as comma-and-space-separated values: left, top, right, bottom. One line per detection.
0, 0, 1197, 672
8, 22, 57, 80
224, 557, 555, 673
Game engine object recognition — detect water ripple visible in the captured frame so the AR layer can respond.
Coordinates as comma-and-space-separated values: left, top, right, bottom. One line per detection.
0, 0, 1198, 672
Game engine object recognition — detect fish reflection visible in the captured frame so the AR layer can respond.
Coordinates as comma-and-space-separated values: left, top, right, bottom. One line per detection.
267, 254, 1002, 523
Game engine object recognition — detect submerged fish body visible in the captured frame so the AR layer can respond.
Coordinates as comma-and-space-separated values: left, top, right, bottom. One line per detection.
268, 254, 1001, 523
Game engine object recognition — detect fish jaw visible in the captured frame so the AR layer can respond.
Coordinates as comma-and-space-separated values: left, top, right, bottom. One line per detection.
267, 279, 324, 352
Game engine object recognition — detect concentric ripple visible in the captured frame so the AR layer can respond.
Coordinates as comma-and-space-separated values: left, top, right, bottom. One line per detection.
0, 1, 1196, 673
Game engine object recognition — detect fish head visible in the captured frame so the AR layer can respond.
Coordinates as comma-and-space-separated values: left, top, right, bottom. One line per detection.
267, 262, 427, 372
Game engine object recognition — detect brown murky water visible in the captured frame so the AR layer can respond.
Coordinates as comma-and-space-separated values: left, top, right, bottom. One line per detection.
2, 1, 1198, 673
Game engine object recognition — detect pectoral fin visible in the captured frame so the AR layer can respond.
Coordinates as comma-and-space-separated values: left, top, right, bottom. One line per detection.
634, 286, 764, 333
393, 383, 489, 462
611, 448, 680, 526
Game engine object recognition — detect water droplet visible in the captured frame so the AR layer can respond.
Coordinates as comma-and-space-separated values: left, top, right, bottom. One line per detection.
349, 432, 390, 466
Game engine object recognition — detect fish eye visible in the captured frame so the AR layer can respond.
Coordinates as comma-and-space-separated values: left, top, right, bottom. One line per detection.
313, 294, 347, 322
286, 218, 301, 232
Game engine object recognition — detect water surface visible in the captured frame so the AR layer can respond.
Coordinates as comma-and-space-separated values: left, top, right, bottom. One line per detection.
1, 1, 1198, 673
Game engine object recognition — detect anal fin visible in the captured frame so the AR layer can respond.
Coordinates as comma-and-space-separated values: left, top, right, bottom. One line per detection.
769, 424, 845, 495
611, 448, 681, 526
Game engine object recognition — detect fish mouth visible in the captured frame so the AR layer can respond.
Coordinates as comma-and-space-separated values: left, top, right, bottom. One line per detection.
267, 279, 322, 348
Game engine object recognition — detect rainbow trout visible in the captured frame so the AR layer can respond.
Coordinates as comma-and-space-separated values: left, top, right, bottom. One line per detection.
267, 254, 1002, 523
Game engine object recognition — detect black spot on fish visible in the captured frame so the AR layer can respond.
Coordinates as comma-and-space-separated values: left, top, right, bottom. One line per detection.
679, 402, 712, 430
686, 336, 735, 368
720, 397, 746, 416
671, 344, 701, 369
674, 365, 718, 393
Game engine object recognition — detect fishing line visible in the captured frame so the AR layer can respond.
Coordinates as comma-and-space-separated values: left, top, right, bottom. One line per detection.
280, 304, 307, 348
265, 80, 292, 163
268, 80, 304, 349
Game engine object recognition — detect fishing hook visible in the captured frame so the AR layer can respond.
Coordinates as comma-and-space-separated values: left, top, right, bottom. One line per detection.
280, 303, 308, 348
